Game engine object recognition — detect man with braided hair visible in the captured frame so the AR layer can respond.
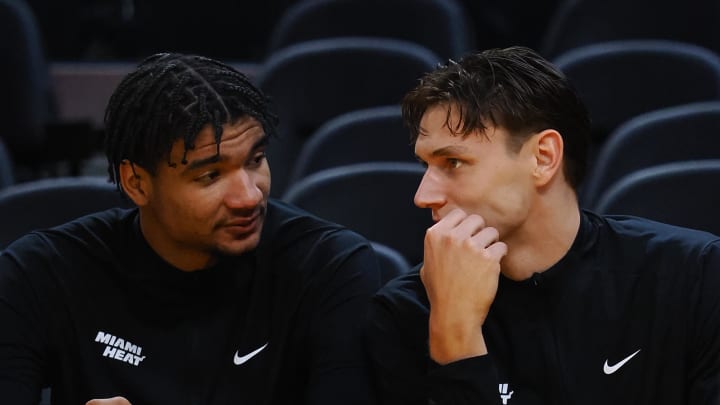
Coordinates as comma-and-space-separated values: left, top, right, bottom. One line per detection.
0, 53, 381, 404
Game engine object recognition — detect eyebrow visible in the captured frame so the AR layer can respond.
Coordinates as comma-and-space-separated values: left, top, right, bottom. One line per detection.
430, 145, 469, 157
182, 133, 269, 174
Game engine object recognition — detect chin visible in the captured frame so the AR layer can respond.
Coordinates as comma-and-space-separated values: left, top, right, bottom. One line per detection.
215, 233, 262, 256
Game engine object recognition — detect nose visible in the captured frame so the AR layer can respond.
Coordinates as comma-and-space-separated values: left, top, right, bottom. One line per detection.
414, 168, 446, 210
225, 169, 263, 210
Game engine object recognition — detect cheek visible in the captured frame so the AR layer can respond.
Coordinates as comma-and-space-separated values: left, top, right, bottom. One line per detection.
256, 169, 271, 195
488, 167, 534, 214
155, 188, 218, 226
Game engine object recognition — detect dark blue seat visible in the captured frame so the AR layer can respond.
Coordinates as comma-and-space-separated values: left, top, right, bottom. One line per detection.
0, 138, 13, 190
553, 40, 720, 157
0, 0, 95, 177
541, 0, 720, 59
282, 162, 431, 265
581, 102, 720, 206
289, 105, 415, 186
592, 160, 720, 236
0, 0, 52, 160
0, 176, 133, 250
256, 38, 439, 196
371, 242, 412, 286
267, 0, 474, 60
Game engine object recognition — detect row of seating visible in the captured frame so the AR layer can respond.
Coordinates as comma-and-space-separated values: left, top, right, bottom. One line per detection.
5, 0, 720, 190
5, 36, 720, 196
23, 0, 720, 64
1, 155, 718, 275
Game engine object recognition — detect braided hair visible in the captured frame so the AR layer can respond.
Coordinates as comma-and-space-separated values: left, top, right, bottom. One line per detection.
104, 53, 278, 189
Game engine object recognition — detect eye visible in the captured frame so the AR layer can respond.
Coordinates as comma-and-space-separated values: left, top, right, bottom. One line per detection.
446, 158, 463, 169
195, 170, 220, 184
248, 151, 267, 168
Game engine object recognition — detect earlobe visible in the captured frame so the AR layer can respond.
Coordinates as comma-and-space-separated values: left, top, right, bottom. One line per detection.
533, 129, 563, 186
118, 160, 151, 206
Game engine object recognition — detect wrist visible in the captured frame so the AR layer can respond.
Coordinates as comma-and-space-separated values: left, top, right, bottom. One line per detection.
428, 313, 488, 365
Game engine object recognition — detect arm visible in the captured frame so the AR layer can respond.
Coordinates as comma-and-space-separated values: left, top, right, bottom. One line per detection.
366, 277, 505, 405
0, 253, 48, 405
687, 240, 720, 402
421, 209, 506, 365
367, 209, 506, 405
304, 239, 382, 405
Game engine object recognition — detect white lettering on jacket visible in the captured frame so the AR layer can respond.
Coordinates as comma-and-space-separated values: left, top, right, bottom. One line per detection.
95, 331, 147, 366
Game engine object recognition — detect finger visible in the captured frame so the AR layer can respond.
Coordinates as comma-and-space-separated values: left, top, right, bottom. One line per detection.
86, 397, 132, 405
429, 208, 468, 232
451, 214, 486, 238
469, 226, 499, 247
485, 241, 508, 259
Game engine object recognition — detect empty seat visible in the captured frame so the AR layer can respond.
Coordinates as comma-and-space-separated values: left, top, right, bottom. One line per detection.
256, 37, 439, 196
0, 138, 13, 190
289, 105, 415, 185
592, 160, 720, 236
267, 0, 474, 60
553, 40, 720, 156
541, 0, 720, 59
371, 241, 412, 285
0, 0, 51, 159
282, 162, 431, 265
581, 102, 720, 206
0, 176, 133, 249
0, 0, 95, 177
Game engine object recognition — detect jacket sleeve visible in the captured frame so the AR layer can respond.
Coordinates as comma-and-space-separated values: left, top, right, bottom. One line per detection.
366, 279, 502, 405
0, 251, 48, 405
303, 239, 382, 405
687, 240, 720, 403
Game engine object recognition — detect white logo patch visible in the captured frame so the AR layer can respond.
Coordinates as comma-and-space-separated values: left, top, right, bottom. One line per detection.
499, 383, 514, 404
603, 349, 641, 375
233, 342, 268, 365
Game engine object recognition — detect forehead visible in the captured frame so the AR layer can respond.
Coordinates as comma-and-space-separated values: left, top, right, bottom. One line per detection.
416, 105, 501, 151
170, 116, 265, 161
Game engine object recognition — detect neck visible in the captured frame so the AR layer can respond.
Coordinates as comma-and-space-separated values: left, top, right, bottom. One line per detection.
138, 212, 217, 272
500, 183, 581, 281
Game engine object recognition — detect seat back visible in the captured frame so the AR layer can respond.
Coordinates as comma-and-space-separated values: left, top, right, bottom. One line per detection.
0, 176, 133, 249
592, 160, 720, 236
553, 40, 720, 154
289, 105, 415, 185
581, 102, 720, 206
268, 0, 474, 59
0, 138, 14, 190
282, 162, 431, 265
541, 0, 720, 59
0, 0, 52, 158
371, 242, 412, 286
257, 37, 439, 196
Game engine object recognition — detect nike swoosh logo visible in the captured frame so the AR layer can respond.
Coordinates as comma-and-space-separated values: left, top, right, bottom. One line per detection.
233, 342, 268, 365
603, 349, 641, 375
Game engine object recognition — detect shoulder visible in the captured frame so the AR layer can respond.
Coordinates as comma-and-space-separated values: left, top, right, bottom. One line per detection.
259, 199, 379, 282
373, 266, 429, 319
2, 208, 136, 266
262, 199, 371, 256
596, 211, 720, 258
366, 267, 430, 360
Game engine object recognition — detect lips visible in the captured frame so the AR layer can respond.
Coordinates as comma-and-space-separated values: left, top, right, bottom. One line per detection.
221, 210, 263, 234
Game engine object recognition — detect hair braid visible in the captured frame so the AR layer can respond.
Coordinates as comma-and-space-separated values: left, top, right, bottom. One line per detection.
104, 53, 278, 190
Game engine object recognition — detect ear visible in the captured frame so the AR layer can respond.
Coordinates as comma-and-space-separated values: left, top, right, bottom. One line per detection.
532, 129, 564, 187
118, 160, 152, 206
